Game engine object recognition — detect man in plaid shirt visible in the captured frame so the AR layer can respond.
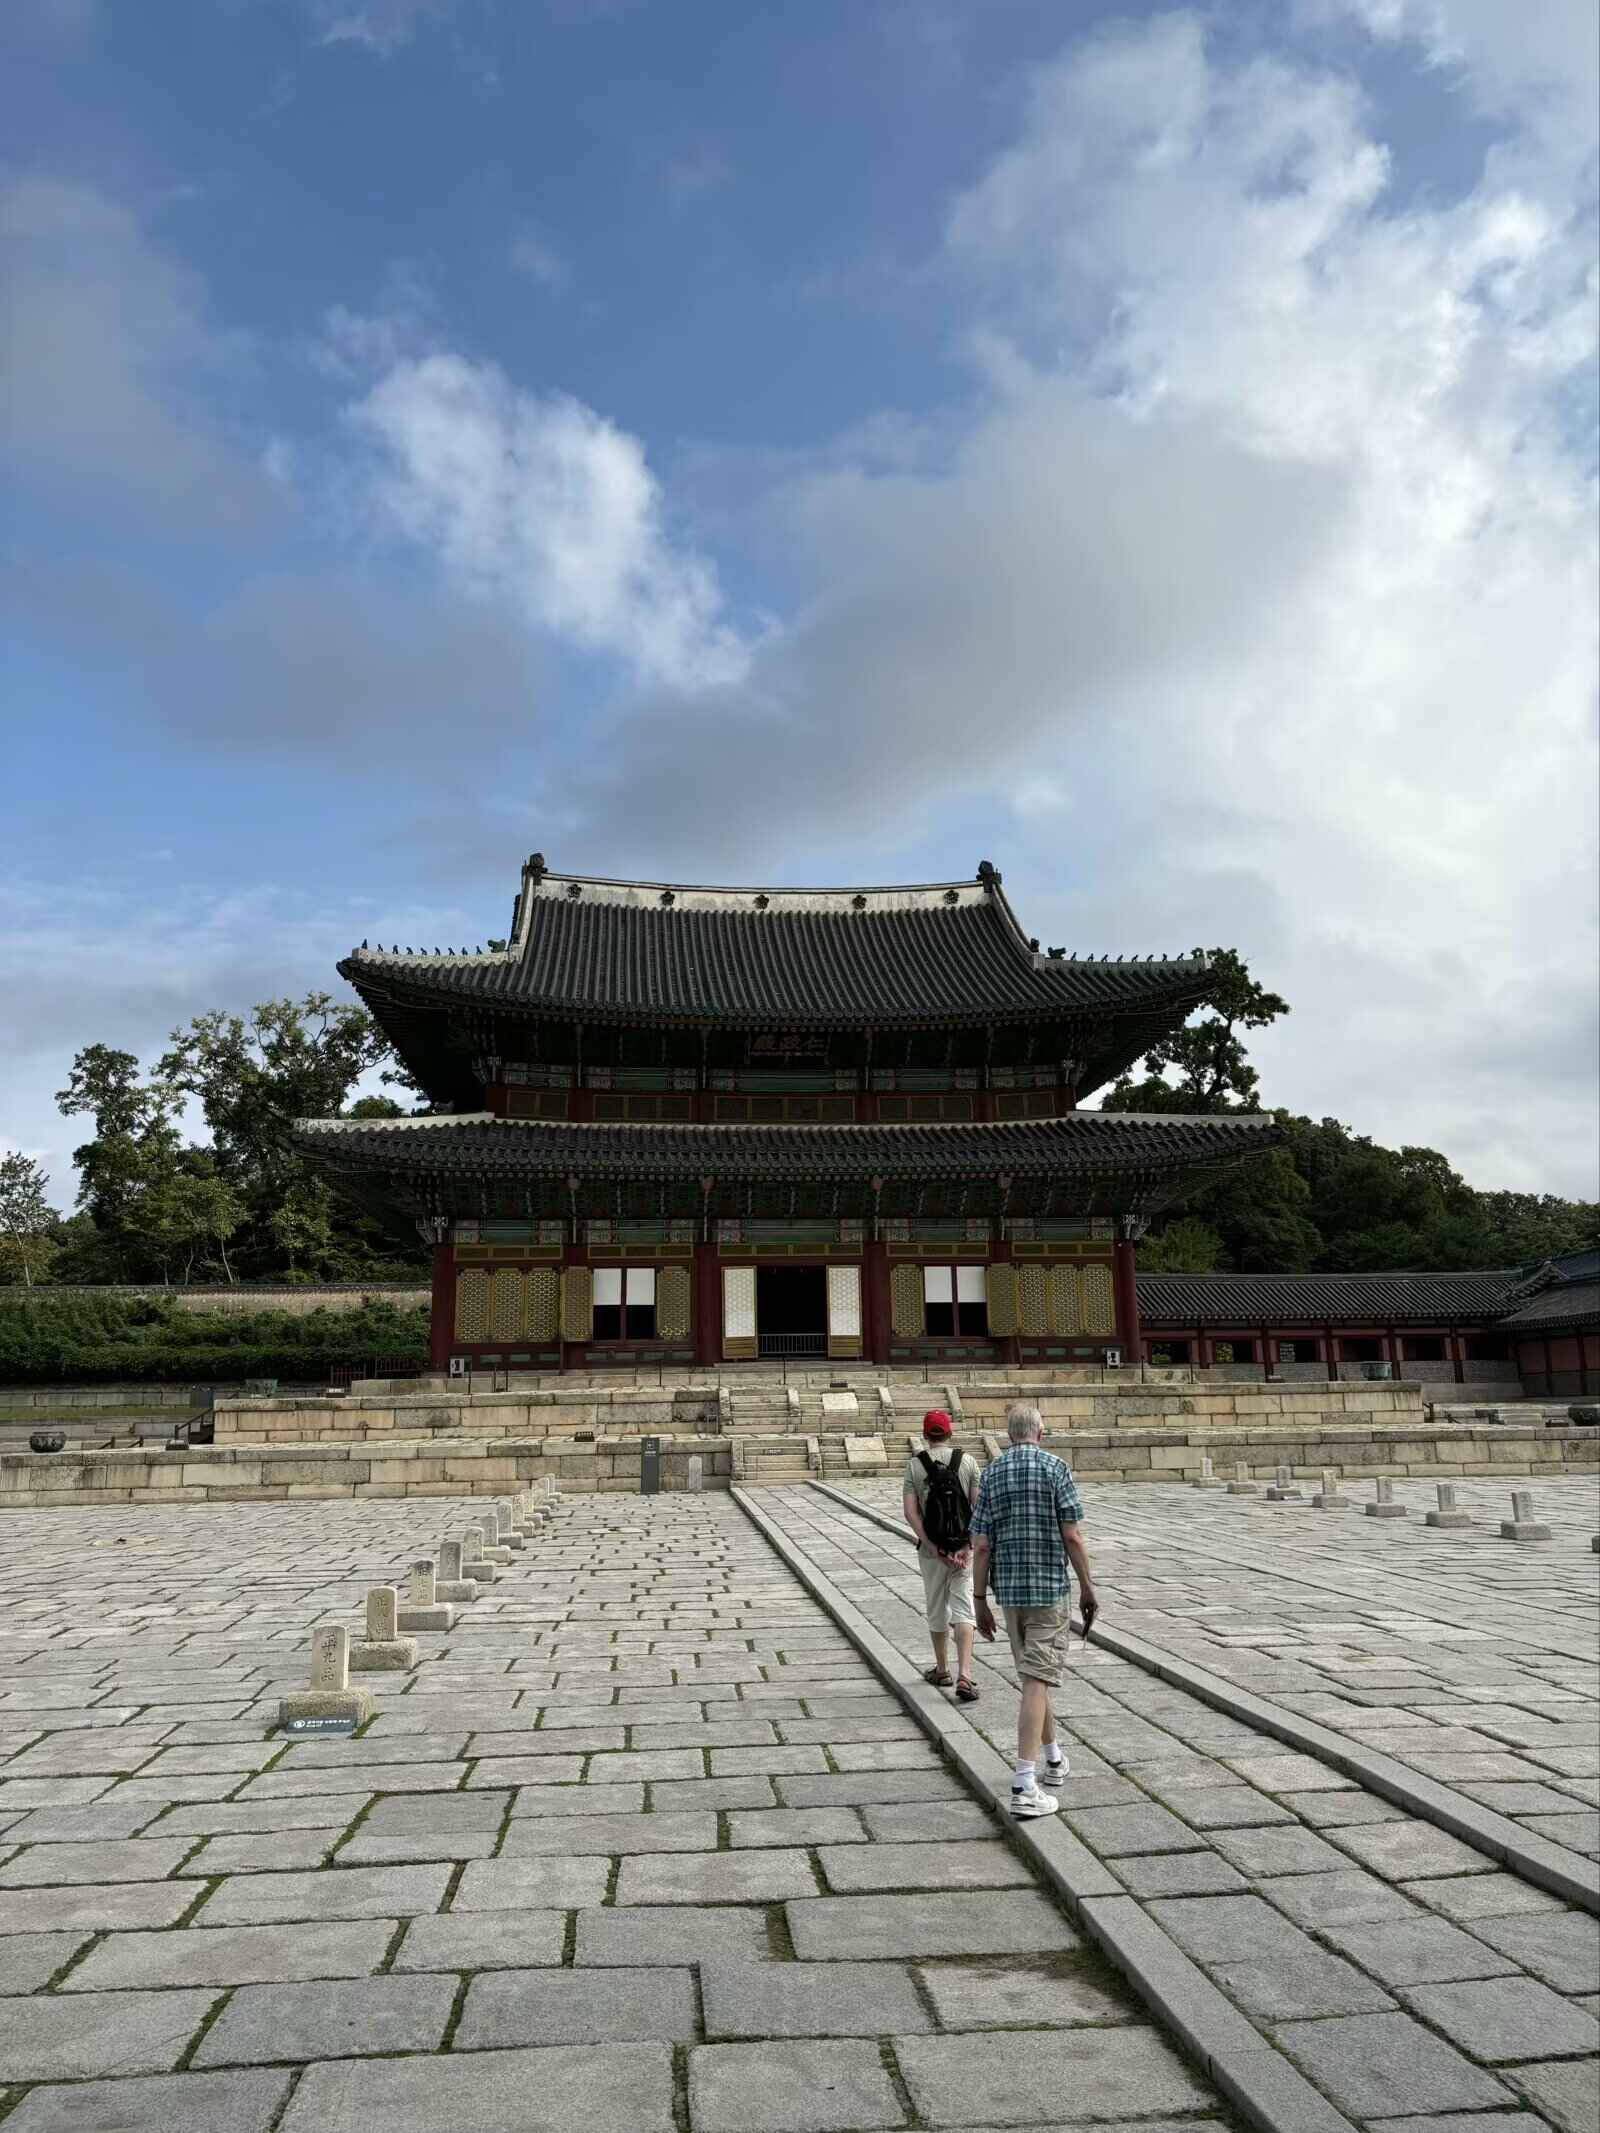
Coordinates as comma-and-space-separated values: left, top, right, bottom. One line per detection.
971, 1402, 1098, 1819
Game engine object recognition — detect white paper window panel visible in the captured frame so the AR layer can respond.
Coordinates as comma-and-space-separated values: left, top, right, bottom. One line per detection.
625, 1267, 656, 1305
923, 1266, 953, 1303
591, 1267, 623, 1306
723, 1266, 756, 1340
826, 1263, 861, 1337
956, 1265, 988, 1303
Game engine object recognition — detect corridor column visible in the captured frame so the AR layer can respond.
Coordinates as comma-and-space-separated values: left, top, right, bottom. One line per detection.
1112, 1217, 1144, 1368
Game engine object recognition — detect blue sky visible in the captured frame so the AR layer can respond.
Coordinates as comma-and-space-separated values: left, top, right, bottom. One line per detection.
2, 0, 1596, 1204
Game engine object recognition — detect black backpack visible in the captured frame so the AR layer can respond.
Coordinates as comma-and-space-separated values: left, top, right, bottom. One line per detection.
920, 1448, 972, 1554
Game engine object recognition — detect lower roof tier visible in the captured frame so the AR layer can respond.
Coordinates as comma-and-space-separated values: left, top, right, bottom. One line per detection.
298, 1108, 1281, 1222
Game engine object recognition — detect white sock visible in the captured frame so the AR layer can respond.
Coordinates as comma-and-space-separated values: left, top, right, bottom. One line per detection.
1044, 1742, 1064, 1766
1013, 1758, 1035, 1791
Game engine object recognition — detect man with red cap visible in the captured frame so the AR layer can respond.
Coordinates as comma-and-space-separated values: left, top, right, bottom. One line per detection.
903, 1409, 983, 1701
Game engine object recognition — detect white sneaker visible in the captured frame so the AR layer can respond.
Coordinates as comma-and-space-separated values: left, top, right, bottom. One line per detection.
1009, 1784, 1060, 1820
1039, 1755, 1069, 1788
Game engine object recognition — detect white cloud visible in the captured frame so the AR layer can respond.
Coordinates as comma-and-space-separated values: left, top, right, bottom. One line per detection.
508, 221, 569, 290
349, 352, 750, 689
0, 175, 269, 526
303, 0, 455, 55
580, 11, 1596, 1194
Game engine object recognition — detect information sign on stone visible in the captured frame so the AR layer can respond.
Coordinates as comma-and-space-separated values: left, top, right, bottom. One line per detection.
641, 1435, 661, 1495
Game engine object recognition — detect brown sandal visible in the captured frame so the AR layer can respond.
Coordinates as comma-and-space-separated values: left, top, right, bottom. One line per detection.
923, 1666, 953, 1687
955, 1678, 979, 1702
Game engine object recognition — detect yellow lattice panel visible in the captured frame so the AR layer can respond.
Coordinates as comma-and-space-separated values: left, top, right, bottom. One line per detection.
560, 1264, 593, 1342
656, 1264, 691, 1342
490, 1267, 524, 1341
1018, 1265, 1050, 1338
986, 1263, 1019, 1338
1050, 1265, 1082, 1337
527, 1265, 561, 1340
454, 1267, 490, 1343
890, 1264, 925, 1339
1082, 1261, 1116, 1336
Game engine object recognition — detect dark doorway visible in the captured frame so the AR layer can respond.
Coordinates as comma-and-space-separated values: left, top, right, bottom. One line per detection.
757, 1265, 827, 1358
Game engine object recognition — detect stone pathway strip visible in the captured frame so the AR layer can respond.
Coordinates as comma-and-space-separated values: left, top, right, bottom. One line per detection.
2, 1491, 1236, 2133
814, 1475, 1600, 1914
749, 1479, 1598, 2133
843, 1468, 1600, 1870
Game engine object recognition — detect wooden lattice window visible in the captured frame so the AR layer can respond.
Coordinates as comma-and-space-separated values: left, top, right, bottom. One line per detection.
455, 1268, 490, 1342
1081, 1262, 1116, 1336
986, 1263, 1019, 1337
890, 1264, 924, 1339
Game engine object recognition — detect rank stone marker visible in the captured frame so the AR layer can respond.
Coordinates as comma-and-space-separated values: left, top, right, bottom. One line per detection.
1499, 1489, 1552, 1541
688, 1455, 704, 1494
434, 1538, 477, 1605
277, 1623, 372, 1732
494, 1502, 526, 1551
397, 1557, 455, 1634
1265, 1463, 1303, 1502
1226, 1462, 1259, 1496
1192, 1455, 1225, 1490
349, 1585, 419, 1673
1366, 1477, 1408, 1519
1426, 1483, 1473, 1530
1312, 1468, 1350, 1510
461, 1526, 500, 1584
476, 1517, 513, 1567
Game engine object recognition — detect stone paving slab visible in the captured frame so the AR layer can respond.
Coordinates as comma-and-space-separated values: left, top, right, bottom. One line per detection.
0, 1491, 1240, 2133
1, 2067, 294, 2133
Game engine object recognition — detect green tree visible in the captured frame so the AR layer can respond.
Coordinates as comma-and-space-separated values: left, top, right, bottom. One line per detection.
1104, 948, 1290, 1114
156, 994, 408, 1278
0, 1154, 58, 1287
1138, 1217, 1223, 1273
55, 1045, 184, 1277
142, 1165, 246, 1285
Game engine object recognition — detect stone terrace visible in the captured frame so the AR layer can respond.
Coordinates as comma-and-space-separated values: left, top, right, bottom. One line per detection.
1, 1492, 1226, 2133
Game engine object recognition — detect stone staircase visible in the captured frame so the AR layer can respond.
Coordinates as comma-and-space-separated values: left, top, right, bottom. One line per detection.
739, 1436, 814, 1486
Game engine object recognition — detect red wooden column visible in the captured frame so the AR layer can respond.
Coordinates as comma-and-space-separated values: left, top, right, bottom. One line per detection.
693, 1243, 720, 1366
1111, 1228, 1142, 1366
863, 1241, 892, 1365
428, 1241, 454, 1372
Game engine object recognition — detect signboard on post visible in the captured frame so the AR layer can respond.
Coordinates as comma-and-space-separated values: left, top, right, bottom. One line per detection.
640, 1435, 661, 1495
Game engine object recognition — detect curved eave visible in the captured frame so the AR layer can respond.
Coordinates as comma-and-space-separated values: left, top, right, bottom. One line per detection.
338, 960, 1211, 1034
296, 1111, 1284, 1186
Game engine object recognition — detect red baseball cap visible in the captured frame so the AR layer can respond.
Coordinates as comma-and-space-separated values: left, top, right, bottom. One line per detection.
922, 1410, 954, 1439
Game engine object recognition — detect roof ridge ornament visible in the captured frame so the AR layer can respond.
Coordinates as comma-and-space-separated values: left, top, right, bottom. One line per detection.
976, 858, 1002, 889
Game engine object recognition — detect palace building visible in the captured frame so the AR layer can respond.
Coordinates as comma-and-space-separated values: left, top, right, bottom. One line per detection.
298, 856, 1282, 1375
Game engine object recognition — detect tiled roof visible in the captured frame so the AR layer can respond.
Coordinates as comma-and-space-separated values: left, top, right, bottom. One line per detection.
1137, 1268, 1525, 1327
339, 860, 1208, 1029
1496, 1280, 1600, 1333
298, 1110, 1280, 1182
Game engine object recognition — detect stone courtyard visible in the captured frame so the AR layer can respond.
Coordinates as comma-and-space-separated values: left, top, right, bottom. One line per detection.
0, 1476, 1595, 2131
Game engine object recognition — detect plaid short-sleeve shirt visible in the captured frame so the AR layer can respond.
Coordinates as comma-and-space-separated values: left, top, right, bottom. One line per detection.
970, 1441, 1085, 1609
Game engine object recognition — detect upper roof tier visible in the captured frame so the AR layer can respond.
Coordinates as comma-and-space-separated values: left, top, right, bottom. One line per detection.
339, 855, 1210, 1032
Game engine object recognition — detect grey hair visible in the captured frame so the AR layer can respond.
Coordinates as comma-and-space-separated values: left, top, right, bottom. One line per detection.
1006, 1402, 1043, 1442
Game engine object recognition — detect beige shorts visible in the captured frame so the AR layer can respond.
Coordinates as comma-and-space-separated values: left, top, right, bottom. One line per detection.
1004, 1598, 1072, 1686
918, 1549, 975, 1634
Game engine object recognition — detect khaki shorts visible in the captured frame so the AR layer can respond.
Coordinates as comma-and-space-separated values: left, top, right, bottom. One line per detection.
918, 1549, 975, 1634
1004, 1599, 1072, 1686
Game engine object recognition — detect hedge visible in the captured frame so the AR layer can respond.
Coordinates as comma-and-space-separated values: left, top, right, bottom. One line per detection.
0, 1293, 429, 1385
